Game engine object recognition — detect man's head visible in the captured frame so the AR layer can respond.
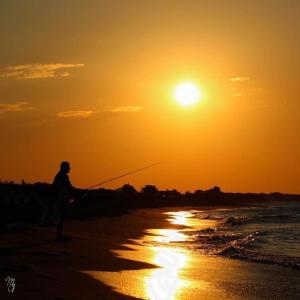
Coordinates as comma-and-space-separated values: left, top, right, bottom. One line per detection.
60, 161, 71, 174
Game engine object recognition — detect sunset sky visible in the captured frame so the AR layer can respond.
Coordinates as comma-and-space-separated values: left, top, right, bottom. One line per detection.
1, 0, 300, 193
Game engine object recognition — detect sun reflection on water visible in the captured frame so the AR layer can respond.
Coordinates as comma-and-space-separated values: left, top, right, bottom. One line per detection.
146, 247, 188, 300
166, 211, 194, 226
145, 214, 191, 300
148, 229, 187, 243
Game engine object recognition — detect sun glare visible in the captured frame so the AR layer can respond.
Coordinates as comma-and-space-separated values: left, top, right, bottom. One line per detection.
174, 82, 202, 107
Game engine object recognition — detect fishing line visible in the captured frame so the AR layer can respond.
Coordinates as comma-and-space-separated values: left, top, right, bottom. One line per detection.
85, 162, 163, 190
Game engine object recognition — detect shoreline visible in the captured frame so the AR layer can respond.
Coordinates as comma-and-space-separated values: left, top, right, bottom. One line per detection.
1, 206, 300, 299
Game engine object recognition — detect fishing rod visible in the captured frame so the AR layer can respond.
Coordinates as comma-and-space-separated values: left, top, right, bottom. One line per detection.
85, 161, 163, 190
68, 162, 162, 204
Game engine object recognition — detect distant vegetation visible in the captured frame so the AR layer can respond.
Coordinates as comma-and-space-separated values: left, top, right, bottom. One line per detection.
1, 181, 299, 231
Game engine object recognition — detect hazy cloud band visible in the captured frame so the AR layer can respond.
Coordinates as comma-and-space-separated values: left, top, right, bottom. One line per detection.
0, 101, 32, 112
1, 63, 84, 80
57, 106, 143, 119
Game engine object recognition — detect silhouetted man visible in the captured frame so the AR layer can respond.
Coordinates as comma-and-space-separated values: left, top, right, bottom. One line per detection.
53, 161, 74, 242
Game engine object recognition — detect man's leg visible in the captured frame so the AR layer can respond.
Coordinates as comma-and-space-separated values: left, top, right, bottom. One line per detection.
56, 201, 66, 240
55, 201, 72, 242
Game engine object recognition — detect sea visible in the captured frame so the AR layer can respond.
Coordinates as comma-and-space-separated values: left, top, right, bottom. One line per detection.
165, 201, 300, 270
87, 202, 300, 299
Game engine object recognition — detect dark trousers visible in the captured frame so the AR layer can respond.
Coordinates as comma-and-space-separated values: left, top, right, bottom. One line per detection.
56, 200, 68, 238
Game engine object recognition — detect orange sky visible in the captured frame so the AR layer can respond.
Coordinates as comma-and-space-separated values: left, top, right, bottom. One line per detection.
0, 0, 300, 193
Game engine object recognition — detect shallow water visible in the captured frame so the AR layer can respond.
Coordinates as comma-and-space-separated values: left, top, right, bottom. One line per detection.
165, 202, 300, 269
85, 204, 300, 299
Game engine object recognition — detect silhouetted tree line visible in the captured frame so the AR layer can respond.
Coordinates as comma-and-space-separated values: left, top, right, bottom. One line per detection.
1, 181, 299, 231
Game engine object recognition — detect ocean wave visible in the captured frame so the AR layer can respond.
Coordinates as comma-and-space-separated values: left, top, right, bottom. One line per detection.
176, 228, 300, 270
197, 214, 223, 220
189, 228, 300, 271
198, 208, 300, 226
223, 216, 250, 226
197, 214, 251, 226
217, 245, 300, 270
184, 229, 261, 254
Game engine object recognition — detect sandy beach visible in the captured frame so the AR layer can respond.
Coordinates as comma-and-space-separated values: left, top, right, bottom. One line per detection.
1, 207, 300, 300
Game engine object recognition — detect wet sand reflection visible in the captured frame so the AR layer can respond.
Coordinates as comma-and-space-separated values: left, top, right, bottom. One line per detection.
146, 245, 188, 299
144, 212, 192, 299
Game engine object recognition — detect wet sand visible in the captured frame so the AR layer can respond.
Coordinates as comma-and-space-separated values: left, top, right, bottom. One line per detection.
1, 207, 300, 299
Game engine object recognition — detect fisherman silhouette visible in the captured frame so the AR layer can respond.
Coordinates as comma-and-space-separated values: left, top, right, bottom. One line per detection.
53, 161, 74, 242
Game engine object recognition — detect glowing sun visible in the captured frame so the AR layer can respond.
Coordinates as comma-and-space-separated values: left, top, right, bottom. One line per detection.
174, 82, 202, 106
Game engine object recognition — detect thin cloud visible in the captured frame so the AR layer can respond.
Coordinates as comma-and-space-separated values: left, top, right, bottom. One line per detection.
0, 101, 32, 113
227, 76, 252, 98
57, 110, 95, 119
233, 93, 243, 97
56, 106, 142, 119
110, 106, 142, 113
229, 77, 250, 82
1, 63, 84, 80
